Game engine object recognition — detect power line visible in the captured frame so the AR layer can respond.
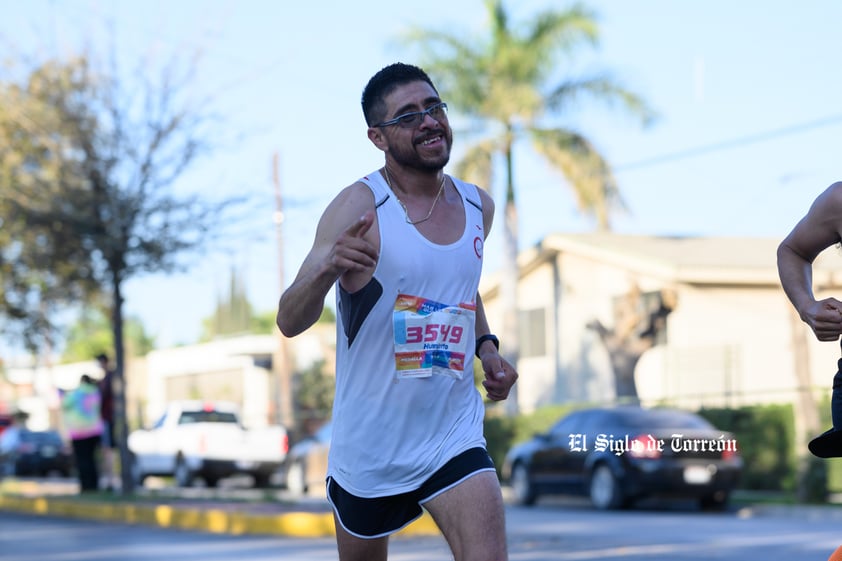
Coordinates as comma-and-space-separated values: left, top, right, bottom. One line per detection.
616, 113, 842, 171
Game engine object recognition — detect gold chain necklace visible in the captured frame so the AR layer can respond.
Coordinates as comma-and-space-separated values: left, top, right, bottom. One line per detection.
383, 167, 446, 225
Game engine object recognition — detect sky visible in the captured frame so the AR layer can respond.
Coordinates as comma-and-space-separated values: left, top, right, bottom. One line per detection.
3, 0, 842, 352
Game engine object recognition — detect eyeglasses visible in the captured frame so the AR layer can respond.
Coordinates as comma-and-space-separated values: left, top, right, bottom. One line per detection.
374, 102, 448, 129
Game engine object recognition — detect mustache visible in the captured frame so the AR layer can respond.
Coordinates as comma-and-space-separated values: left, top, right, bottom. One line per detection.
415, 129, 448, 143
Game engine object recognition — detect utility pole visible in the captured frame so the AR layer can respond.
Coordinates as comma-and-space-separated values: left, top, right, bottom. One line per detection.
273, 152, 294, 430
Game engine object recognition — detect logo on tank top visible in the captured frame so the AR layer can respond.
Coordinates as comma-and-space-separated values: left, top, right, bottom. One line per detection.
474, 236, 483, 259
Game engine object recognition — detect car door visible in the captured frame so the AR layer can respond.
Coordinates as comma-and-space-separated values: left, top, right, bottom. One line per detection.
132, 413, 169, 473
529, 412, 585, 489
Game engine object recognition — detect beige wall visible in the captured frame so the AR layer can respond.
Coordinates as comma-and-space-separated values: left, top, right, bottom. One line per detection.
482, 243, 842, 416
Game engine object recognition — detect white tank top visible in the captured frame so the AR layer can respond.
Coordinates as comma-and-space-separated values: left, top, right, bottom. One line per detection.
327, 169, 488, 497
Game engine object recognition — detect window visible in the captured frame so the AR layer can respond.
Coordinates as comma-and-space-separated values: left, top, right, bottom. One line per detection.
178, 410, 238, 424
518, 307, 547, 358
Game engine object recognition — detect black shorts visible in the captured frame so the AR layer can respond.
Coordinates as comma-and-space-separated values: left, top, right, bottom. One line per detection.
327, 447, 495, 539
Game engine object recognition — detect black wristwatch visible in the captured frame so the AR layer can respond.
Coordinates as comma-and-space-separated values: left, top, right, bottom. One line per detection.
475, 334, 500, 358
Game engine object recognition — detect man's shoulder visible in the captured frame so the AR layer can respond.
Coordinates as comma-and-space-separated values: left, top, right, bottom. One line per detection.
328, 180, 378, 214
826, 182, 842, 199
814, 182, 842, 214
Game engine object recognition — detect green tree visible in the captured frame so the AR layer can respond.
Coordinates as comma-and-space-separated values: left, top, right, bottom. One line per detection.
406, 1, 654, 412
0, 52, 244, 494
199, 269, 335, 340
294, 359, 334, 426
200, 267, 254, 341
0, 59, 99, 353
62, 306, 155, 363
251, 310, 279, 335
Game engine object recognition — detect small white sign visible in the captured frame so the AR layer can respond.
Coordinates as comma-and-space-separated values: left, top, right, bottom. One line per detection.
683, 465, 712, 485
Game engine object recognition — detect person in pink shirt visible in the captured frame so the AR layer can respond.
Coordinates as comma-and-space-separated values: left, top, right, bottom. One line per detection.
60, 375, 103, 492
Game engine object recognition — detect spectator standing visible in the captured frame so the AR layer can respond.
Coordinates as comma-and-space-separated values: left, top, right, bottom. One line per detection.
96, 353, 117, 490
60, 375, 103, 492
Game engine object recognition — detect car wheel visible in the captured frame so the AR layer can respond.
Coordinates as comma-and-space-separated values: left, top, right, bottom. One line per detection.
174, 456, 194, 487
285, 461, 307, 497
589, 464, 623, 510
130, 454, 146, 487
510, 463, 537, 506
253, 471, 273, 489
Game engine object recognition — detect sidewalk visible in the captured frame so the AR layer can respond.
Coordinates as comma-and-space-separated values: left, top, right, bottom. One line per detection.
4, 478, 842, 538
0, 478, 440, 538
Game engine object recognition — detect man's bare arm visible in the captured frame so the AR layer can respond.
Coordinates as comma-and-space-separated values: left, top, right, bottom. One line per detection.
778, 182, 842, 340
276, 185, 377, 338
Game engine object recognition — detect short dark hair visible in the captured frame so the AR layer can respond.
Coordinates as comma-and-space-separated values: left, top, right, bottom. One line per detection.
95, 353, 108, 363
361, 62, 438, 126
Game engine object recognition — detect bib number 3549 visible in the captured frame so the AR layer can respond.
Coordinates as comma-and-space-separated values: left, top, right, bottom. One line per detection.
393, 294, 475, 379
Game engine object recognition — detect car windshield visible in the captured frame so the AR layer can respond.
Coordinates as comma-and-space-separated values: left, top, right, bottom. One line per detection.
178, 411, 238, 424
609, 409, 713, 430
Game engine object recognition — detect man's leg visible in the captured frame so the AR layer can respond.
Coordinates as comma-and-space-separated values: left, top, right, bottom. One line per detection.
423, 471, 508, 561
832, 363, 842, 429
334, 513, 389, 561
73, 437, 99, 491
809, 356, 842, 458
101, 442, 116, 489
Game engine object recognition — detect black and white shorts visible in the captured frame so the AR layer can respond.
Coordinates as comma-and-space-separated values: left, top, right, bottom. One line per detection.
327, 447, 496, 539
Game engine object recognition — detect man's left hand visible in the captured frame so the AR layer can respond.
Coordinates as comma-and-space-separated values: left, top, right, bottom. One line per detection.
479, 353, 518, 401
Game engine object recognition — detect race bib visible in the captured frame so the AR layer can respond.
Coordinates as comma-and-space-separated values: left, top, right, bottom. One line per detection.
392, 294, 475, 379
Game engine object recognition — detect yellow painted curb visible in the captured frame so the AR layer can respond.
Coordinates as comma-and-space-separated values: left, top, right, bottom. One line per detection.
0, 494, 440, 538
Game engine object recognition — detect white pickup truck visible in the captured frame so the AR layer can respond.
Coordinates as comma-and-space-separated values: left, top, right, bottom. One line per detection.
128, 400, 288, 488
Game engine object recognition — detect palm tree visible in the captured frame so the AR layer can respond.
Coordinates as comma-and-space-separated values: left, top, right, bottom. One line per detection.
406, 1, 655, 412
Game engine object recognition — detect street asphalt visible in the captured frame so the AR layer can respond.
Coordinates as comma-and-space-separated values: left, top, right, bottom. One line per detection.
3, 477, 842, 538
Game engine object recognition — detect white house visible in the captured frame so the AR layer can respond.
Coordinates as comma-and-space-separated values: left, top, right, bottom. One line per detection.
479, 233, 842, 420
2, 323, 336, 433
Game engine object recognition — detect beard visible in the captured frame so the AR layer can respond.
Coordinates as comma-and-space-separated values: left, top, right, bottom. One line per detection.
387, 126, 453, 172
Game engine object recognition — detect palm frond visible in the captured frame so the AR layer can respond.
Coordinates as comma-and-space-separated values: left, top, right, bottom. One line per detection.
530, 127, 626, 230
452, 140, 496, 195
546, 75, 658, 126
402, 1, 651, 232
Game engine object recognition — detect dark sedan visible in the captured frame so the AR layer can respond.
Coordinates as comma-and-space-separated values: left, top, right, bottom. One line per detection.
502, 406, 742, 510
0, 430, 74, 478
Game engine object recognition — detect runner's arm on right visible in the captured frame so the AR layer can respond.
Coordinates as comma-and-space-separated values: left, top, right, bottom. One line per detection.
778, 182, 842, 341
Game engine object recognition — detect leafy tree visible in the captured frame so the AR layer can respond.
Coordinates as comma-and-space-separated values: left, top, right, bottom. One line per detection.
0, 59, 99, 353
406, 1, 654, 412
61, 306, 155, 363
199, 269, 333, 340
294, 359, 334, 424
200, 267, 254, 341
250, 311, 278, 336
317, 306, 336, 324
0, 51, 245, 494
